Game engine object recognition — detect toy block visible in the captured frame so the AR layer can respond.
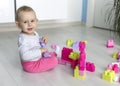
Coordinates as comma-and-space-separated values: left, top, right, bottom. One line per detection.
40, 40, 47, 48
61, 47, 73, 61
69, 52, 79, 60
117, 56, 120, 62
72, 41, 79, 49
106, 39, 114, 48
107, 64, 113, 70
71, 60, 78, 69
102, 70, 115, 82
74, 66, 80, 78
79, 41, 86, 51
111, 62, 120, 67
112, 64, 119, 73
86, 62, 95, 72
66, 39, 74, 47
112, 52, 118, 59
51, 44, 56, 49
83, 40, 88, 44
74, 66, 86, 79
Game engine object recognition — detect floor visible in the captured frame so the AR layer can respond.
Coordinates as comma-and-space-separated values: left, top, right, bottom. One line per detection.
0, 25, 120, 86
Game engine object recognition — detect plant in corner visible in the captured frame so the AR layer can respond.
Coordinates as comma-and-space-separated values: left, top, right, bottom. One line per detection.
105, 0, 120, 38
113, 0, 120, 37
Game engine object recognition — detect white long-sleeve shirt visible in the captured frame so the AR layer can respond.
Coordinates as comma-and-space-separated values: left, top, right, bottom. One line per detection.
18, 31, 42, 62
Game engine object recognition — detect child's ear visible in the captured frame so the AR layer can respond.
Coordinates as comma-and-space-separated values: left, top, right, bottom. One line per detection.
15, 21, 20, 27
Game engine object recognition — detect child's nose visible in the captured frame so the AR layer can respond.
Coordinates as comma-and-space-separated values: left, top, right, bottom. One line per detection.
28, 21, 31, 26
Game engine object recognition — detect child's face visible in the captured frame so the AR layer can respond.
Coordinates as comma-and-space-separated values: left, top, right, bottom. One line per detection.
17, 11, 38, 35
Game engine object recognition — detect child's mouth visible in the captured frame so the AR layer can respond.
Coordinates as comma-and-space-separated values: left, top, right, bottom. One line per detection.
27, 28, 33, 31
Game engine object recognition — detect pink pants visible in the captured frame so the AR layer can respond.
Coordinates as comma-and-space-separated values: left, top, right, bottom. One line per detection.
21, 53, 58, 73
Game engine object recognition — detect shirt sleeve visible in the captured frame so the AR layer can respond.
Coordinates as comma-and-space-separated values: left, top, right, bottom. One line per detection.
19, 44, 42, 61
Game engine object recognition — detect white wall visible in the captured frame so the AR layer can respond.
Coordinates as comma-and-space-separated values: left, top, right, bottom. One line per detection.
0, 0, 15, 23
16, 0, 68, 20
0, 0, 82, 23
86, 0, 95, 27
67, 0, 82, 22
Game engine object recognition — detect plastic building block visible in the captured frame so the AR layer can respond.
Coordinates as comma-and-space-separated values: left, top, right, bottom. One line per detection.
72, 41, 79, 49
61, 47, 73, 62
106, 39, 114, 48
69, 52, 79, 60
40, 40, 47, 48
102, 69, 115, 82
66, 39, 74, 47
51, 44, 56, 49
83, 40, 88, 44
79, 41, 86, 51
112, 64, 119, 73
86, 62, 95, 72
112, 52, 118, 59
74, 66, 86, 79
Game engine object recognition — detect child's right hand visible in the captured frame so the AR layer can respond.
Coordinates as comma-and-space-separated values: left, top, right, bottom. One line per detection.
40, 48, 48, 53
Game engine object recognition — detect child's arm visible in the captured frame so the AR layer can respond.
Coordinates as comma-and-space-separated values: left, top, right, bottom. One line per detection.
19, 45, 44, 61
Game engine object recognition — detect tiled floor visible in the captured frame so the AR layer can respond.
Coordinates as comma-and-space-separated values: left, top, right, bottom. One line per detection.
0, 25, 120, 86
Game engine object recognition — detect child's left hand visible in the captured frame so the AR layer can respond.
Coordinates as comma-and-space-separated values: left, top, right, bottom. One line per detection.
42, 37, 48, 44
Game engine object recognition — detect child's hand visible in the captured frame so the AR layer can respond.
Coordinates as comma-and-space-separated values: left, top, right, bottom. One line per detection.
40, 48, 48, 53
42, 37, 48, 44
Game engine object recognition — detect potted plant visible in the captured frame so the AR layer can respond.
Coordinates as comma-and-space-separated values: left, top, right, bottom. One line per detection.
113, 0, 120, 37
106, 0, 120, 37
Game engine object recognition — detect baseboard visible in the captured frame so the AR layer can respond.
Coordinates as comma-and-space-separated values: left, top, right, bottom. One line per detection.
0, 20, 84, 32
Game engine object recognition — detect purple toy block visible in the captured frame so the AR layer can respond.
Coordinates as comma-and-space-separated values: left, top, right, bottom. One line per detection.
72, 41, 79, 49
40, 40, 47, 48
106, 39, 114, 48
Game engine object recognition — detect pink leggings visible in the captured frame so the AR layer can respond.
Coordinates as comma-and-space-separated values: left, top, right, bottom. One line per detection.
21, 54, 58, 73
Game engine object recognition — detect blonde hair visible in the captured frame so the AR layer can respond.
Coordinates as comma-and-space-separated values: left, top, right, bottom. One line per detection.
15, 6, 36, 21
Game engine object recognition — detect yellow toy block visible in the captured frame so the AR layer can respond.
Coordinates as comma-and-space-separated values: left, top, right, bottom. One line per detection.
74, 66, 86, 79
102, 69, 115, 82
112, 52, 118, 59
69, 52, 79, 60
83, 40, 88, 44
66, 39, 74, 47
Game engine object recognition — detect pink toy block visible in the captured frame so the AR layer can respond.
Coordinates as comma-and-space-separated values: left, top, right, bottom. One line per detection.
51, 44, 56, 49
112, 64, 119, 73
79, 41, 86, 51
107, 64, 113, 70
71, 60, 78, 69
61, 47, 73, 62
86, 62, 95, 72
106, 39, 114, 48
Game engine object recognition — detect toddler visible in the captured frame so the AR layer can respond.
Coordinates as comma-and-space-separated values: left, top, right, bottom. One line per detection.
16, 6, 58, 73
